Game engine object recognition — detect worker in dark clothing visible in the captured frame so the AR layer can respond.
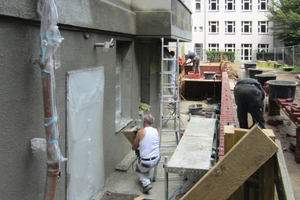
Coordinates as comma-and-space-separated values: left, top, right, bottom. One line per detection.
183, 52, 200, 74
234, 78, 266, 129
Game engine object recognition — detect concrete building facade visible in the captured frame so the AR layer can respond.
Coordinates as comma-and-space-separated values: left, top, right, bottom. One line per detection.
185, 0, 274, 62
0, 0, 192, 199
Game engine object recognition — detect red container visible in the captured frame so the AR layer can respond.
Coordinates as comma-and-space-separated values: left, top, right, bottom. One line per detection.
194, 74, 200, 79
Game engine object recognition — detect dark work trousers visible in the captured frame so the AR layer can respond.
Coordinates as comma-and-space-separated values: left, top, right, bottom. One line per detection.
234, 83, 266, 129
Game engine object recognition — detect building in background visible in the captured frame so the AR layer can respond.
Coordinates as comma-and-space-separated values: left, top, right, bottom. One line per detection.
185, 0, 274, 62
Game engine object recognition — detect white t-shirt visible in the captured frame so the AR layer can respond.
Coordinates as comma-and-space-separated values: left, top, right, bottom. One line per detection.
139, 127, 159, 159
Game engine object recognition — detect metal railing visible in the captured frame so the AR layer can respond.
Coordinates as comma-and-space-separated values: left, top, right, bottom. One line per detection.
195, 45, 300, 66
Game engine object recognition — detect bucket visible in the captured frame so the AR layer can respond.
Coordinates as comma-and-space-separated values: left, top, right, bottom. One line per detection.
267, 80, 298, 101
215, 74, 222, 80
244, 62, 257, 78
255, 74, 277, 87
244, 62, 257, 70
204, 72, 215, 80
207, 98, 213, 104
188, 104, 203, 115
248, 68, 263, 79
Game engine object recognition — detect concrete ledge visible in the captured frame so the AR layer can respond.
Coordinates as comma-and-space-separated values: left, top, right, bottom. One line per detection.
115, 150, 137, 172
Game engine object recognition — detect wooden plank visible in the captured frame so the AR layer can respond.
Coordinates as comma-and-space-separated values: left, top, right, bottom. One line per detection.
233, 128, 248, 144
233, 128, 275, 142
181, 125, 279, 200
263, 156, 275, 200
262, 129, 276, 142
224, 125, 235, 153
232, 128, 251, 200
275, 139, 295, 200
225, 127, 276, 200
224, 125, 236, 200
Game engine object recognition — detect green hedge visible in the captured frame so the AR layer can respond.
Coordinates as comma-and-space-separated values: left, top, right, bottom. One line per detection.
206, 51, 235, 62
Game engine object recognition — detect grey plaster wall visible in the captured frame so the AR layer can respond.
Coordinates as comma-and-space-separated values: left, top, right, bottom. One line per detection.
0, 0, 136, 35
0, 1, 191, 199
0, 17, 142, 199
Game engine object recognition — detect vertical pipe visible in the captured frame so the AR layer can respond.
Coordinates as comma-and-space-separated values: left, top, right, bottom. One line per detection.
41, 58, 59, 200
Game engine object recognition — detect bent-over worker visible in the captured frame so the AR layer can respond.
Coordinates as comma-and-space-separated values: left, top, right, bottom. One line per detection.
134, 114, 160, 194
183, 52, 200, 74
234, 78, 266, 129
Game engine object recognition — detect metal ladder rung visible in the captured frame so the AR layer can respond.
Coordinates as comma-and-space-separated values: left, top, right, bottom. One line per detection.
160, 129, 180, 132
161, 71, 178, 75
162, 87, 176, 90
162, 58, 177, 61
160, 99, 180, 103
163, 82, 177, 85
163, 45, 178, 48
161, 115, 179, 118
161, 95, 176, 98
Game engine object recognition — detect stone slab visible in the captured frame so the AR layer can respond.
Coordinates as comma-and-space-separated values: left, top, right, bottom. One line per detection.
167, 118, 216, 175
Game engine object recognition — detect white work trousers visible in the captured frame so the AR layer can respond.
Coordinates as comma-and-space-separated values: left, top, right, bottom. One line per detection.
168, 75, 176, 101
136, 156, 160, 187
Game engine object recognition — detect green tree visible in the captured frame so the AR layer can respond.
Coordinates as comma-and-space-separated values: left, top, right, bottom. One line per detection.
267, 0, 300, 46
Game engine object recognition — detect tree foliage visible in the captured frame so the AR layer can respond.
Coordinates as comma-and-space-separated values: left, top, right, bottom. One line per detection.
267, 0, 300, 46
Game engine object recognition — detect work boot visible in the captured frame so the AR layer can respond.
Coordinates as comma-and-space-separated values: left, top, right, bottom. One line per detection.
140, 184, 153, 194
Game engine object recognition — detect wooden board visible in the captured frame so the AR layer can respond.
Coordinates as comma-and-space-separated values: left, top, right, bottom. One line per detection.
224, 126, 276, 200
224, 127, 276, 154
275, 139, 296, 200
181, 125, 279, 200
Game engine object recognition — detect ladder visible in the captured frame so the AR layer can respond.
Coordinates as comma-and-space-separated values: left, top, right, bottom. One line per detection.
153, 37, 181, 181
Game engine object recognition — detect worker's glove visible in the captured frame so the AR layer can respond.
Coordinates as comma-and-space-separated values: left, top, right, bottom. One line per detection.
131, 147, 140, 157
135, 149, 140, 157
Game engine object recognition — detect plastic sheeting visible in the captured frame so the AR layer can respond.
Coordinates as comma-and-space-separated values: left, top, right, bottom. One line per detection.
67, 67, 105, 200
37, 0, 64, 69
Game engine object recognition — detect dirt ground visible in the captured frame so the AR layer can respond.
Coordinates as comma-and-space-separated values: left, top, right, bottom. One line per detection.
229, 62, 300, 199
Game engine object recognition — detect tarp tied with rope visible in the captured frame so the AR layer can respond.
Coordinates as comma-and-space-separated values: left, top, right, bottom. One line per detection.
37, 0, 65, 199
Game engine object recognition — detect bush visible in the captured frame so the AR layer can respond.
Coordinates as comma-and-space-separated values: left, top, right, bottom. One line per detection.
206, 51, 235, 62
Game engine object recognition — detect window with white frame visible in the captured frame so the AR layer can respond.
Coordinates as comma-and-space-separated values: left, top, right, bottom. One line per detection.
225, 21, 235, 33
209, 0, 219, 10
258, 44, 269, 52
194, 43, 203, 57
225, 44, 236, 52
115, 41, 133, 132
225, 0, 235, 10
194, 26, 197, 32
258, 21, 268, 33
209, 43, 219, 51
209, 21, 219, 33
258, 0, 268, 10
241, 44, 252, 61
195, 0, 201, 11
199, 26, 203, 32
241, 0, 252, 10
241, 21, 252, 33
